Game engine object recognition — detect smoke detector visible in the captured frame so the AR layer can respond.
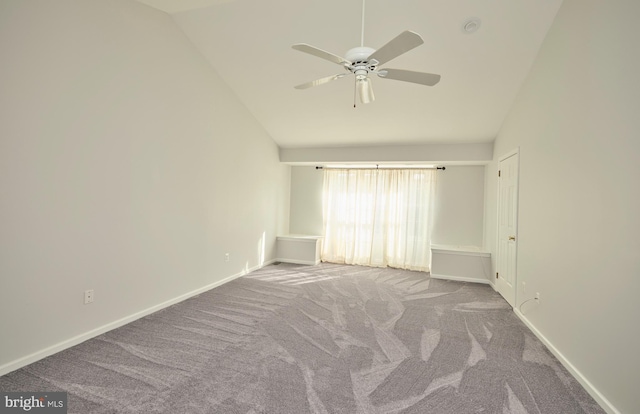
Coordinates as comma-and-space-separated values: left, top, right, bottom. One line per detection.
462, 18, 482, 34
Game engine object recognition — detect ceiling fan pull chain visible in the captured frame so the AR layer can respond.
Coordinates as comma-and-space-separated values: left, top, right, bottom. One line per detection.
353, 77, 357, 108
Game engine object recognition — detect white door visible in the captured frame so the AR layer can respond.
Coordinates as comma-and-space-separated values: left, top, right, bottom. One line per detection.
496, 151, 519, 307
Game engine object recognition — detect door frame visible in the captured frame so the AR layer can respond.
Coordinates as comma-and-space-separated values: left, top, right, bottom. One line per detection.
495, 147, 520, 307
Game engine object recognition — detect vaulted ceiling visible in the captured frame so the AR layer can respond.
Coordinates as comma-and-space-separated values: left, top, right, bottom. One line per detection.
136, 0, 563, 148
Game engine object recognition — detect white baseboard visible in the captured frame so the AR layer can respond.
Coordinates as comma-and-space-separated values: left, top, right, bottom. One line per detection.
430, 273, 490, 285
276, 258, 320, 266
0, 259, 276, 377
514, 309, 619, 414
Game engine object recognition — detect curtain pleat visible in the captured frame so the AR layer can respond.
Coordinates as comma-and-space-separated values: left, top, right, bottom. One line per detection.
321, 169, 436, 272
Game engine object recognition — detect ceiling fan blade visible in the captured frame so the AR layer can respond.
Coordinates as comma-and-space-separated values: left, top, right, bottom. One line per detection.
377, 68, 441, 86
292, 44, 349, 66
367, 31, 424, 66
294, 74, 347, 90
357, 78, 375, 104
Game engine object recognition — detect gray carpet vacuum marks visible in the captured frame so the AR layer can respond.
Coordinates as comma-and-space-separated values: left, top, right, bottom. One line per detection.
0, 263, 605, 413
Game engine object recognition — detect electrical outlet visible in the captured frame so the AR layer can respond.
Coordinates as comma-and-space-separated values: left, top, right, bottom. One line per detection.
535, 292, 540, 301
84, 289, 94, 304
224, 253, 230, 262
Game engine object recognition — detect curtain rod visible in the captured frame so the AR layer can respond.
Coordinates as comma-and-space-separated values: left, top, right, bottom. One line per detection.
315, 166, 446, 171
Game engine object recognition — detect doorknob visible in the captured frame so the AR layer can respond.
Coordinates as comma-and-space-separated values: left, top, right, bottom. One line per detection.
509, 236, 516, 241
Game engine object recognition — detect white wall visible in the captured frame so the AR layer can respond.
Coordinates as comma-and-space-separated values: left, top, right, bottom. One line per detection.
432, 166, 485, 248
289, 167, 324, 235
0, 0, 290, 371
484, 0, 640, 412
280, 142, 493, 164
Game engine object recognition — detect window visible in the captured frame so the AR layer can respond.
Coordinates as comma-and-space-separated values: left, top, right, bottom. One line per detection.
321, 169, 436, 271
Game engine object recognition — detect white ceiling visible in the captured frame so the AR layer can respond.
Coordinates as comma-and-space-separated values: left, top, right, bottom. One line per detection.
137, 0, 563, 148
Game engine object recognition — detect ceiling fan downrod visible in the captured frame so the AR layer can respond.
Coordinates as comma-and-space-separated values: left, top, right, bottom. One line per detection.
360, 0, 366, 47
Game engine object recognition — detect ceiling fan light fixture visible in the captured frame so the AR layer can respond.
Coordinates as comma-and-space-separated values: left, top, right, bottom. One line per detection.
462, 18, 481, 34
357, 78, 374, 104
354, 68, 368, 81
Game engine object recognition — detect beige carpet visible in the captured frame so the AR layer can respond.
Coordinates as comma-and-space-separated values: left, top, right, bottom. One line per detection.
0, 263, 605, 413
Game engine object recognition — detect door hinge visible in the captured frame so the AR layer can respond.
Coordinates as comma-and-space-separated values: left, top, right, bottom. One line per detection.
496, 272, 499, 279
498, 170, 501, 177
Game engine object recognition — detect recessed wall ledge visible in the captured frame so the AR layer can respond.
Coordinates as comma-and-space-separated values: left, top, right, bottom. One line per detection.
279, 142, 494, 165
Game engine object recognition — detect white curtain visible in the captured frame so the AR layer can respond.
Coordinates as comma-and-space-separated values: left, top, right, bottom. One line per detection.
321, 169, 436, 272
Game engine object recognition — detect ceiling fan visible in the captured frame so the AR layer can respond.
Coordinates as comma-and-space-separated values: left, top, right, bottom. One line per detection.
292, 0, 441, 105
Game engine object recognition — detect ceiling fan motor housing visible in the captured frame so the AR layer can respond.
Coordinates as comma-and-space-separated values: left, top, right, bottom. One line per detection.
345, 46, 375, 63
345, 47, 378, 78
